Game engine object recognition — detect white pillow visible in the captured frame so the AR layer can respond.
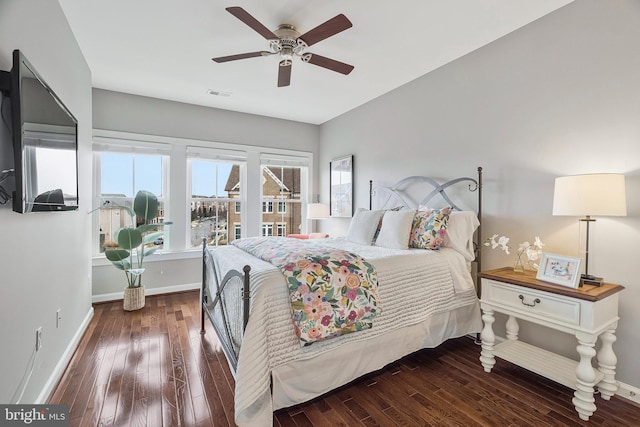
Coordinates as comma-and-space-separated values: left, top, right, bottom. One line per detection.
375, 210, 415, 249
444, 211, 480, 261
345, 209, 385, 245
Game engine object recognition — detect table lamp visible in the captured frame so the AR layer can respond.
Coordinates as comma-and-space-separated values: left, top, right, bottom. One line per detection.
307, 203, 330, 220
307, 203, 329, 233
552, 173, 626, 286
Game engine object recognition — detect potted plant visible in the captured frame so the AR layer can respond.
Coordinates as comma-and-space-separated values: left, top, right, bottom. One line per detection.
104, 190, 170, 311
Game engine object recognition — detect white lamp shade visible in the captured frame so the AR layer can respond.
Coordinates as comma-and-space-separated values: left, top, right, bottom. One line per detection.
307, 203, 330, 219
552, 173, 627, 217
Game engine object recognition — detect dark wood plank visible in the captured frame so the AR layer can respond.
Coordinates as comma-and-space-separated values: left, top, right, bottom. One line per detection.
48, 291, 640, 427
47, 304, 105, 404
76, 303, 128, 426
159, 296, 181, 427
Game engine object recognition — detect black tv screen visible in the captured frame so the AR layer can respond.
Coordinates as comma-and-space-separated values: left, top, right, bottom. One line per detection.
9, 49, 78, 213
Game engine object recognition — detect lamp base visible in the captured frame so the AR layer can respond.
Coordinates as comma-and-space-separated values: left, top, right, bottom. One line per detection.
580, 274, 603, 287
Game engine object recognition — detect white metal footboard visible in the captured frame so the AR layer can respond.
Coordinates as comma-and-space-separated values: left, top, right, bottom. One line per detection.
200, 239, 250, 372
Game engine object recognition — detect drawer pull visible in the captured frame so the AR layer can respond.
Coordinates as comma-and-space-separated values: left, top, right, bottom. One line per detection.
519, 295, 541, 307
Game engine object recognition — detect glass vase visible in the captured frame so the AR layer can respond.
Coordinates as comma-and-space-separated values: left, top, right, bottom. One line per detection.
513, 253, 525, 273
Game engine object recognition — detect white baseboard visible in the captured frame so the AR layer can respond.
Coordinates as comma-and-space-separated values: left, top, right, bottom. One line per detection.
92, 282, 200, 304
616, 381, 640, 405
36, 307, 94, 404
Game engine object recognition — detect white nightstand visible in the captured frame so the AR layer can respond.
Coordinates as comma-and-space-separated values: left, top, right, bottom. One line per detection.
479, 267, 624, 421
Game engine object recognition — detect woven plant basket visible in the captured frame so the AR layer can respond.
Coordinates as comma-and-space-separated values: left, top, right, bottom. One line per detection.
123, 285, 145, 311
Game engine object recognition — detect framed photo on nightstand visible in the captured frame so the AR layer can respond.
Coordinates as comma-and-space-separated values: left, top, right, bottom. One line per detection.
536, 253, 582, 288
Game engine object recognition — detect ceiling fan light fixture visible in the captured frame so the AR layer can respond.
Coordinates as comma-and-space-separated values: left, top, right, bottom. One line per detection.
268, 40, 281, 53
280, 47, 294, 61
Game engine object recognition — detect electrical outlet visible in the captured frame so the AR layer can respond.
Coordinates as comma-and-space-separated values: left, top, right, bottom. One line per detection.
56, 309, 62, 328
36, 327, 42, 351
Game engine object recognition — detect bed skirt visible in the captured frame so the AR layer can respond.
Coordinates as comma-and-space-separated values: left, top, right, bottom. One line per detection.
233, 295, 481, 424
271, 298, 481, 409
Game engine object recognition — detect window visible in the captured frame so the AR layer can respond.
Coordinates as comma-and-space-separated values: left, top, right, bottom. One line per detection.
93, 131, 312, 258
260, 163, 305, 238
189, 158, 242, 247
262, 223, 273, 236
95, 151, 168, 254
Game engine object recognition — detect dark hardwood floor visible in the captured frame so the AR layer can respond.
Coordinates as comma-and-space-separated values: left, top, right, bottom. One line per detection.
49, 291, 640, 426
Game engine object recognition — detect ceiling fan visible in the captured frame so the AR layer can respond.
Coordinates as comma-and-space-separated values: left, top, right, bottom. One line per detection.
212, 7, 354, 87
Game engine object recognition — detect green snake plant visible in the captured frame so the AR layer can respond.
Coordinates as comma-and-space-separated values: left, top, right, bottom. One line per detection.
104, 190, 171, 288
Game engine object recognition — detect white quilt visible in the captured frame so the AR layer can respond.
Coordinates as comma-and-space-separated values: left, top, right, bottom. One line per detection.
208, 238, 480, 426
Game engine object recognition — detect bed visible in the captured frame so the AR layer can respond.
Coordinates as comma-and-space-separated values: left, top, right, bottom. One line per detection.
201, 168, 484, 426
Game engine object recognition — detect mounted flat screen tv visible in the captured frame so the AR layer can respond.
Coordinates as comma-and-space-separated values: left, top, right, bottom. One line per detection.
6, 49, 78, 213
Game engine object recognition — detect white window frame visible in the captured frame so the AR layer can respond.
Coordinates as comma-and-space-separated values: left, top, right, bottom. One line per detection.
234, 223, 242, 240
277, 201, 286, 214
92, 140, 171, 257
262, 201, 273, 213
276, 222, 287, 237
262, 223, 274, 236
92, 130, 313, 264
187, 155, 245, 249
260, 158, 309, 240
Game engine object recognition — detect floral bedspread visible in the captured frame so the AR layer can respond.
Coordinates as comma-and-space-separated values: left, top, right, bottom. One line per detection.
232, 237, 379, 346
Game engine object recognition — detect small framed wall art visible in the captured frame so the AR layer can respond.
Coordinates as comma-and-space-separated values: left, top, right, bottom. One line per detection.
329, 155, 353, 217
536, 252, 582, 289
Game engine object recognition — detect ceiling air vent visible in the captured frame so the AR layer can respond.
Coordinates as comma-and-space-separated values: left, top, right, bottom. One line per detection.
206, 89, 231, 97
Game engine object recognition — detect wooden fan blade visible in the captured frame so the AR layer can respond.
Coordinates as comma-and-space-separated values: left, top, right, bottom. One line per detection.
303, 53, 354, 75
212, 51, 267, 63
299, 14, 352, 47
278, 60, 292, 87
226, 7, 277, 40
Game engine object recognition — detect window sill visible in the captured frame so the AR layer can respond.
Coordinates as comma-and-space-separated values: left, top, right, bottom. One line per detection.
92, 249, 203, 267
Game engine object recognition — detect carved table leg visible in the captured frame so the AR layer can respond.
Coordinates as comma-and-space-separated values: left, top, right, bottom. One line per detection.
506, 315, 519, 341
597, 327, 618, 400
572, 332, 598, 421
479, 305, 496, 373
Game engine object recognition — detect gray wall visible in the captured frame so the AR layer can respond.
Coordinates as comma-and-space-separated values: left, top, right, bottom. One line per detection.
91, 89, 320, 296
319, 0, 640, 391
92, 89, 320, 152
0, 0, 93, 403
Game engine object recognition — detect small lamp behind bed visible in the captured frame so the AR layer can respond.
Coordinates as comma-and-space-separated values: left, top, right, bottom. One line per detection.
288, 203, 330, 239
308, 203, 330, 220
307, 203, 330, 231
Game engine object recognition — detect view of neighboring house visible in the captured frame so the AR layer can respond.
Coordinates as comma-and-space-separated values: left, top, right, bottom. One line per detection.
97, 165, 302, 251
188, 165, 302, 247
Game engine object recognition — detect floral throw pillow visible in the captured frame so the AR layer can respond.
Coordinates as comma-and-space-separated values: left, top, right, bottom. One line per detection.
409, 206, 453, 250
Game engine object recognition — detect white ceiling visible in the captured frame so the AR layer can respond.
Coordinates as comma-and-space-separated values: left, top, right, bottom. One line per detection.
58, 0, 573, 125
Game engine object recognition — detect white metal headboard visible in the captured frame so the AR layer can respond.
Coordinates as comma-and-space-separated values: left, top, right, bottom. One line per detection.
369, 167, 483, 277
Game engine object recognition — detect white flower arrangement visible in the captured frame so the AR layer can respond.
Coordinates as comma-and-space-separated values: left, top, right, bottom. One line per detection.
484, 234, 545, 270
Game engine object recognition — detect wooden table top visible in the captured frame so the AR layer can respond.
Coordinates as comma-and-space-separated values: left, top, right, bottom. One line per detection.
479, 267, 625, 302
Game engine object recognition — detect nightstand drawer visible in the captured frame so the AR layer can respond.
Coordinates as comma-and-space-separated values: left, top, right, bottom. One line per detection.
486, 280, 581, 326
